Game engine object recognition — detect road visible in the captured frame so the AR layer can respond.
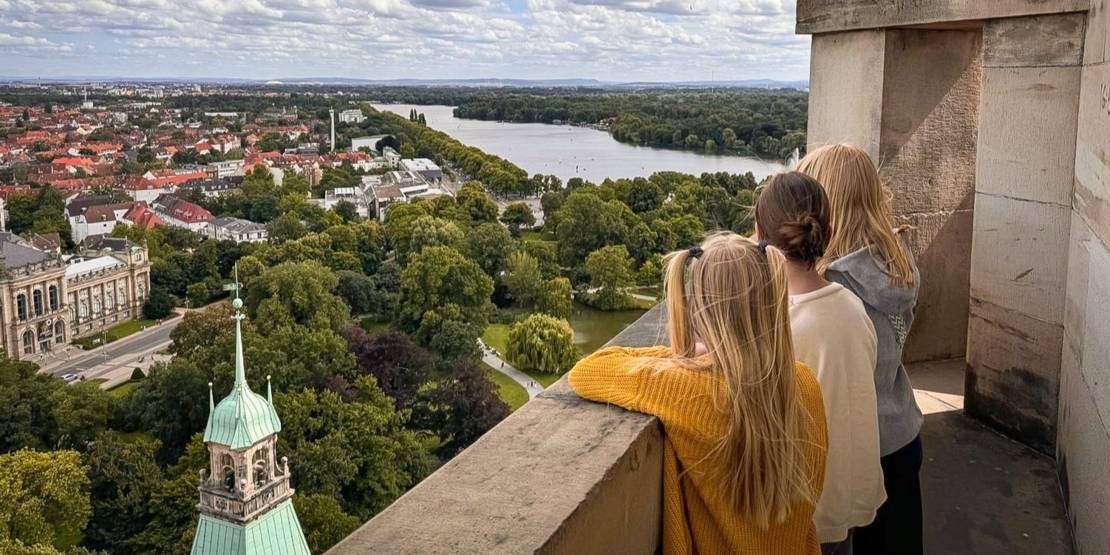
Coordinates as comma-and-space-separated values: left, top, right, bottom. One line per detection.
42, 317, 182, 388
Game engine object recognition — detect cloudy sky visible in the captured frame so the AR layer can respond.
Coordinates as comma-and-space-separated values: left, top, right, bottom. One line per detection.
0, 0, 809, 82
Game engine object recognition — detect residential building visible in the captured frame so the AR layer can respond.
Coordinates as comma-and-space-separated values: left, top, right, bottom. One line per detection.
67, 201, 133, 244
191, 294, 309, 555
207, 216, 267, 243
0, 232, 150, 359
205, 159, 245, 179
180, 178, 241, 198
338, 109, 365, 124
400, 158, 443, 182
151, 194, 214, 232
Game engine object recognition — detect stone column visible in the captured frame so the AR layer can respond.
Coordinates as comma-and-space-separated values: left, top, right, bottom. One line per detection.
1057, 1, 1110, 551
966, 13, 1084, 452
807, 27, 982, 363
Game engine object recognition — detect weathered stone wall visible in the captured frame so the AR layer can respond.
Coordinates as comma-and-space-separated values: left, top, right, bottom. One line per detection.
1057, 0, 1110, 551
807, 27, 981, 363
966, 13, 1083, 452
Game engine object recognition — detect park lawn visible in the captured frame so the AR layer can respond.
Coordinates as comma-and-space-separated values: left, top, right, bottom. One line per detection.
72, 318, 157, 349
108, 380, 140, 398
482, 323, 511, 355
483, 364, 529, 411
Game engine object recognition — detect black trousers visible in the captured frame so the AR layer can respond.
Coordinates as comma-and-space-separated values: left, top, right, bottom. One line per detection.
853, 434, 923, 555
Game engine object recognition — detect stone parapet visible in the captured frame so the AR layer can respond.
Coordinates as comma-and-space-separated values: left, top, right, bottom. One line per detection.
797, 0, 1088, 34
327, 307, 668, 555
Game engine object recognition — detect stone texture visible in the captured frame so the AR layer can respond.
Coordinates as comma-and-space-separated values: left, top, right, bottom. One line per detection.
1084, 0, 1107, 65
1074, 61, 1110, 250
806, 30, 885, 159
983, 13, 1086, 67
876, 29, 981, 363
796, 0, 1089, 34
1056, 218, 1110, 555
969, 194, 1071, 325
879, 29, 981, 216
898, 209, 974, 363
976, 67, 1081, 206
965, 296, 1065, 453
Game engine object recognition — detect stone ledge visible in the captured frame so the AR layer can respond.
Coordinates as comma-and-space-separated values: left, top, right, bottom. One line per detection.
797, 0, 1088, 35
327, 306, 668, 555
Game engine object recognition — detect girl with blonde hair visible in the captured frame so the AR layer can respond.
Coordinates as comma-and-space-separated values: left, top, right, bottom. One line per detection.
796, 144, 924, 555
755, 171, 884, 555
569, 232, 829, 555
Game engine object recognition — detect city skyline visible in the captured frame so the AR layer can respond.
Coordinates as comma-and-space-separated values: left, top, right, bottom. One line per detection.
0, 0, 809, 82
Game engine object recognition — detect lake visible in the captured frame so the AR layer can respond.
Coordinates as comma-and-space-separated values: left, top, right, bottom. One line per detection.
372, 104, 786, 184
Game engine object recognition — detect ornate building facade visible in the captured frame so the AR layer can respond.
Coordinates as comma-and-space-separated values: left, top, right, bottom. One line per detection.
192, 291, 309, 555
0, 232, 150, 359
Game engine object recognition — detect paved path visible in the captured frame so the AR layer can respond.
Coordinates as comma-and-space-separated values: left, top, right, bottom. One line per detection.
39, 314, 184, 389
478, 339, 544, 399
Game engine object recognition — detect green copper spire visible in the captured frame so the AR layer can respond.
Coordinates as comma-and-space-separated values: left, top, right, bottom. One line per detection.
202, 265, 282, 449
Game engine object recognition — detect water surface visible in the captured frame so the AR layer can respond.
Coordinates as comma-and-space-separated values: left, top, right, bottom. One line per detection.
373, 104, 785, 184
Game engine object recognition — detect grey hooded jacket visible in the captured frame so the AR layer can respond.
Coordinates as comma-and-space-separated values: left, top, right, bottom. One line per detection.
826, 246, 923, 456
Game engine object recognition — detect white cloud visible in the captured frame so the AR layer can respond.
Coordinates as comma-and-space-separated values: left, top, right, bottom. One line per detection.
0, 0, 808, 80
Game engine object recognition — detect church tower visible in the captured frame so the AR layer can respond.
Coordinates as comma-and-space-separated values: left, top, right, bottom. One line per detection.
191, 281, 310, 554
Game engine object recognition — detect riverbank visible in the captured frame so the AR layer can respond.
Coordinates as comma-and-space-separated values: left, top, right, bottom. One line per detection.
372, 104, 786, 183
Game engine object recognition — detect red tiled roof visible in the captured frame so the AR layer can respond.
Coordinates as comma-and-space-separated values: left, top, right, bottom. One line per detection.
153, 194, 213, 224
124, 203, 165, 230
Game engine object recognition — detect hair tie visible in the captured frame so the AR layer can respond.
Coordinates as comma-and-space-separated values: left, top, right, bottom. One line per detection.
758, 241, 768, 255
688, 246, 703, 259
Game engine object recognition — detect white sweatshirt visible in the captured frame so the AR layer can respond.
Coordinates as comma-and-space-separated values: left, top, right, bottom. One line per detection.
789, 282, 885, 544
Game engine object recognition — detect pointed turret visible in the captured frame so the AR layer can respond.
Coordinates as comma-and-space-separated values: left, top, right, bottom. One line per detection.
192, 266, 309, 555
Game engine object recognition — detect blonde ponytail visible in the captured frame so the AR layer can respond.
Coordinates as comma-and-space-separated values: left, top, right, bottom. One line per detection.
661, 232, 817, 528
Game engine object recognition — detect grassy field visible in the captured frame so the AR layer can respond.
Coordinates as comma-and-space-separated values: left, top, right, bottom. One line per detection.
483, 364, 529, 411
108, 380, 140, 398
482, 323, 511, 354
72, 318, 158, 349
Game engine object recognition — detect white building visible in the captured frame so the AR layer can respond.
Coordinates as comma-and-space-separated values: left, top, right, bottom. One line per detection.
206, 159, 245, 179
338, 109, 365, 124
207, 216, 268, 243
400, 158, 443, 182
67, 202, 133, 244
367, 171, 450, 221
351, 135, 391, 154
312, 187, 371, 218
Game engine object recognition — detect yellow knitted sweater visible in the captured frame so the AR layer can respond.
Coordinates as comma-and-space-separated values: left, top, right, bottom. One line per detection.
568, 346, 828, 555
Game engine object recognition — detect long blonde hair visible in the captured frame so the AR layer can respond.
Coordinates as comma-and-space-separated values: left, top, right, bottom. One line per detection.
796, 144, 915, 286
663, 231, 816, 528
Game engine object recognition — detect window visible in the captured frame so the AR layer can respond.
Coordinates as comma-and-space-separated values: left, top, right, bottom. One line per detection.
16, 294, 26, 321
106, 291, 115, 313
54, 321, 65, 344
92, 297, 101, 314
32, 290, 42, 316
79, 300, 88, 318
48, 286, 58, 311
21, 330, 34, 355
